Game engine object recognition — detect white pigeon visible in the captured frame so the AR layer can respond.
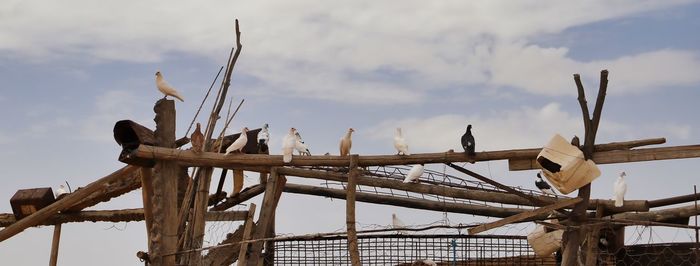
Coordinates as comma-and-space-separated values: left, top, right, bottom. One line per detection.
403, 164, 424, 183
391, 213, 406, 230
393, 127, 409, 155
614, 171, 627, 207
293, 129, 311, 156
55, 185, 68, 198
225, 127, 249, 154
155, 71, 184, 102
282, 128, 296, 163
339, 128, 354, 156
257, 123, 270, 145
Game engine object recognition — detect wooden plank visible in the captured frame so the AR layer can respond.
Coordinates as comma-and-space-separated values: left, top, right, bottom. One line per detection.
0, 165, 138, 242
237, 203, 257, 266
211, 184, 266, 211
346, 155, 361, 266
129, 137, 667, 169
468, 198, 582, 235
49, 224, 61, 266
248, 169, 287, 266
509, 144, 700, 171
276, 167, 648, 212
140, 167, 155, 250
283, 183, 548, 219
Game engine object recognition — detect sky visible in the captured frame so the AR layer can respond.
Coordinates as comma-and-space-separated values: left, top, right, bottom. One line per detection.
1, 1, 699, 265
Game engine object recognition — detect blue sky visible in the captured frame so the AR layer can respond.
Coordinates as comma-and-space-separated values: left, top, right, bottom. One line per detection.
1, 1, 699, 265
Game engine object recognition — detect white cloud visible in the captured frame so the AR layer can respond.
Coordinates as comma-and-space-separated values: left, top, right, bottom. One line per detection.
81, 90, 154, 142
1, 1, 698, 103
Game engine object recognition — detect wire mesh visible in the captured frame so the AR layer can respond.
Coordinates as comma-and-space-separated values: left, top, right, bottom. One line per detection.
270, 234, 557, 265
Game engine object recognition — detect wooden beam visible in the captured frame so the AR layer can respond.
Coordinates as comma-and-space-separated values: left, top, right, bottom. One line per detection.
648, 193, 700, 208
139, 167, 155, 251
49, 224, 61, 266
66, 170, 142, 212
509, 144, 700, 171
211, 184, 266, 211
276, 167, 648, 212
0, 165, 138, 242
607, 203, 700, 223
346, 155, 361, 266
283, 183, 548, 219
132, 139, 679, 171
201, 223, 250, 265
236, 203, 257, 266
0, 209, 246, 227
248, 169, 286, 266
469, 198, 582, 235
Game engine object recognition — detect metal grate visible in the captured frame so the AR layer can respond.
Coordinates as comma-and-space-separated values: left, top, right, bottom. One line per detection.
270, 234, 556, 265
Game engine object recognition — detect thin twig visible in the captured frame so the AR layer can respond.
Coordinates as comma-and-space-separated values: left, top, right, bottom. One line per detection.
183, 66, 224, 138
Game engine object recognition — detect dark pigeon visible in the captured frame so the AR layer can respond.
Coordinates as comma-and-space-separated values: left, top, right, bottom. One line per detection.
461, 124, 475, 156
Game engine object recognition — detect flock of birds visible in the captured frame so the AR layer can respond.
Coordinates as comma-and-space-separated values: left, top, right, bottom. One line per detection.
157, 71, 628, 215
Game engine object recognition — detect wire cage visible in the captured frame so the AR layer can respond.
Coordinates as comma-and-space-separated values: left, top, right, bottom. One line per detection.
269, 234, 557, 265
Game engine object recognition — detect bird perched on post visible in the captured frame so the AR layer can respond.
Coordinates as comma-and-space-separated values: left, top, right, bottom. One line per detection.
257, 123, 270, 153
614, 171, 627, 207
535, 172, 555, 195
190, 123, 204, 153
282, 128, 296, 163
392, 213, 406, 234
155, 71, 184, 102
293, 129, 311, 156
461, 124, 475, 156
403, 164, 424, 183
394, 128, 409, 155
225, 127, 249, 154
55, 185, 68, 199
339, 128, 354, 156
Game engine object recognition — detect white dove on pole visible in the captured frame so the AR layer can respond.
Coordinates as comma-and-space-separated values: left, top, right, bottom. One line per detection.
394, 127, 409, 155
225, 127, 249, 154
403, 164, 424, 183
614, 171, 627, 207
155, 71, 184, 102
257, 123, 270, 153
282, 128, 296, 163
339, 128, 354, 156
55, 185, 68, 198
293, 129, 311, 156
392, 213, 406, 229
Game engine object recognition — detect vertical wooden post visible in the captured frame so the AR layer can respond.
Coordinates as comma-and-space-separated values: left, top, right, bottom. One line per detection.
233, 169, 245, 195
150, 99, 179, 266
237, 203, 257, 266
140, 167, 154, 249
346, 155, 361, 266
49, 224, 62, 266
248, 168, 286, 266
584, 205, 605, 265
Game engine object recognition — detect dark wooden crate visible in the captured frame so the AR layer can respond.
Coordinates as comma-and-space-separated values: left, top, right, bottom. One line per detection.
10, 187, 56, 220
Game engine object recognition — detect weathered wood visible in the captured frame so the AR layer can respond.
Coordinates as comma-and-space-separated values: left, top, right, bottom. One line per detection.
201, 223, 252, 266
346, 155, 361, 266
139, 167, 155, 249
66, 170, 143, 212
283, 183, 550, 219
237, 203, 257, 266
0, 165, 138, 242
233, 169, 245, 195
211, 184, 266, 211
469, 198, 582, 235
648, 193, 700, 208
248, 169, 286, 266
49, 224, 61, 266
276, 167, 648, 212
585, 205, 605, 266
150, 99, 179, 266
0, 209, 246, 227
607, 203, 700, 223
133, 141, 692, 172
510, 144, 700, 170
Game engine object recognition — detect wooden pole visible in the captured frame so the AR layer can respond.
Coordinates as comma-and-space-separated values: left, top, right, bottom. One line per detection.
211, 184, 266, 211
0, 165, 137, 242
140, 167, 155, 250
49, 224, 61, 266
131, 141, 700, 172
468, 198, 582, 235
584, 205, 605, 266
237, 203, 257, 266
346, 155, 361, 266
150, 99, 179, 266
248, 169, 286, 266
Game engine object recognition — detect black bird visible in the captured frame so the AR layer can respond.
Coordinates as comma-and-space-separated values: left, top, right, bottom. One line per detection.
535, 172, 555, 195
461, 124, 475, 156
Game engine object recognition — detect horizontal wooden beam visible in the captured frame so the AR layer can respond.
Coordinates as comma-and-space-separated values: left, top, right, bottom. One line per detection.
648, 193, 700, 208
127, 138, 665, 169
607, 203, 700, 224
469, 198, 582, 234
283, 183, 545, 219
0, 209, 246, 227
66, 169, 144, 212
276, 167, 648, 212
509, 144, 700, 171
